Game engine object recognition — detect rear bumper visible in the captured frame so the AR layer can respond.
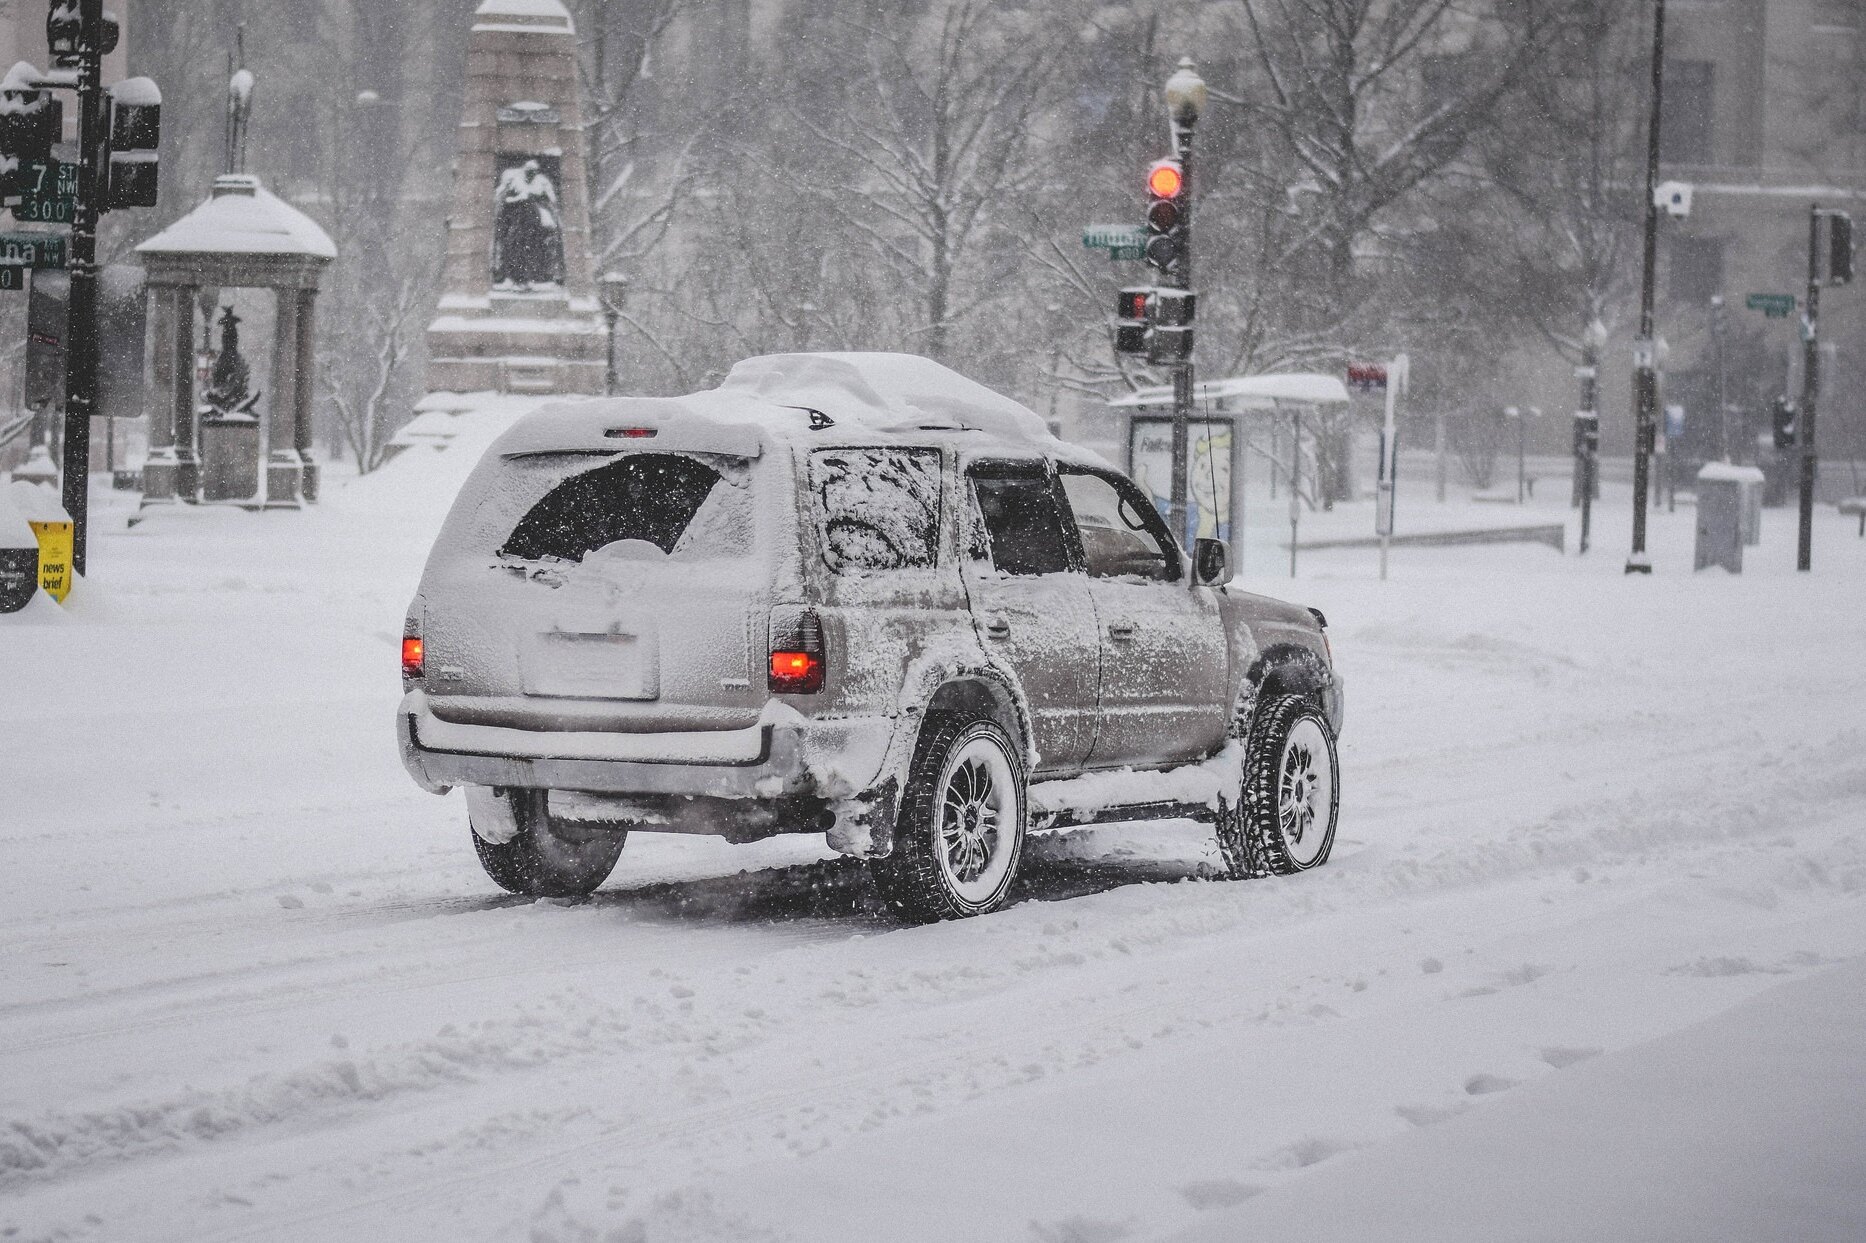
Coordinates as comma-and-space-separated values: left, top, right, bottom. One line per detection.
396, 690, 885, 800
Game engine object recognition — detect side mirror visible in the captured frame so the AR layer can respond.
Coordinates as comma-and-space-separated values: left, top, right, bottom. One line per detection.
1193, 537, 1228, 586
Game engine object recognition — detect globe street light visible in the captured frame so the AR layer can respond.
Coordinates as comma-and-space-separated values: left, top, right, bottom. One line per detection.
599, 271, 629, 396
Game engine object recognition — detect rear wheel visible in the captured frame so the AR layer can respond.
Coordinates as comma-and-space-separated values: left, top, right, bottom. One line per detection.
1216, 695, 1339, 879
870, 715, 1026, 921
467, 787, 626, 897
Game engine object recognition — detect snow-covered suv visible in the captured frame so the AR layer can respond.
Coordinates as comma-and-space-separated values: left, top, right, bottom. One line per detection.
398, 353, 1344, 919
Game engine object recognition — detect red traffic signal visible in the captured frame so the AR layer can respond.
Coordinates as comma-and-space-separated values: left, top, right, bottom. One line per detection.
1116, 287, 1150, 320
1147, 160, 1183, 200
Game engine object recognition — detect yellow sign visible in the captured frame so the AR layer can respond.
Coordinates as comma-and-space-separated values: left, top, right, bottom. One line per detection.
28, 517, 72, 603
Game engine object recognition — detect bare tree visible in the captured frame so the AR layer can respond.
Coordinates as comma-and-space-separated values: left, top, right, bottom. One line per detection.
323, 277, 421, 474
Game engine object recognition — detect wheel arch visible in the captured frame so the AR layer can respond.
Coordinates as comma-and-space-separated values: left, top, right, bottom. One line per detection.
1238, 643, 1334, 735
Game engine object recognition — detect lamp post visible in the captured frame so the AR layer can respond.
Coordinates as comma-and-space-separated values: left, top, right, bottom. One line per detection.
599, 271, 628, 396
1627, 0, 1667, 574
1163, 57, 1205, 547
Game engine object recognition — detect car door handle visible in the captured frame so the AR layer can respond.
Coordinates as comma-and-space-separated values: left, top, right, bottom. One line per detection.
984, 616, 1012, 640
1108, 621, 1137, 640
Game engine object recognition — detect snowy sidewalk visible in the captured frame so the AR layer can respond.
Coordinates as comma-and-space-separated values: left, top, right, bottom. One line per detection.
1171, 953, 1866, 1243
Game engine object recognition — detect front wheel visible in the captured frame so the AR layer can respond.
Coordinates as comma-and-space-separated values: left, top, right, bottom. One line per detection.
1217, 695, 1339, 879
467, 787, 626, 897
869, 715, 1027, 921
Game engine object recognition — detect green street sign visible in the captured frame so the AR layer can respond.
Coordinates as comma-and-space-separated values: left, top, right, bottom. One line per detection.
1745, 292, 1796, 318
11, 161, 77, 224
1084, 223, 1147, 259
0, 265, 23, 291
0, 232, 66, 270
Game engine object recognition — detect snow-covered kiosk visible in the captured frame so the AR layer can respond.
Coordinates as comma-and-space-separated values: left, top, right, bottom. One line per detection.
1104, 373, 1351, 546
135, 173, 336, 510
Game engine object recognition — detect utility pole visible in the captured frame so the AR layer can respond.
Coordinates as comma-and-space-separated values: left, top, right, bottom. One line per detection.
1798, 206, 1823, 572
1574, 317, 1605, 555
1162, 60, 1205, 547
1627, 0, 1666, 574
57, 0, 105, 577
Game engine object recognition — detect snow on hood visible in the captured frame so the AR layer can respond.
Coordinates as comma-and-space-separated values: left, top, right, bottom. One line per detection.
136, 175, 336, 261
488, 353, 1060, 459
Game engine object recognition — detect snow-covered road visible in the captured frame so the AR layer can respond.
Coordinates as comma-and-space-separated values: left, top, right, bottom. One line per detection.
4, 441, 1863, 1242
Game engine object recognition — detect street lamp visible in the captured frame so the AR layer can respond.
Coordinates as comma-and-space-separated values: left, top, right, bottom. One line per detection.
1162, 57, 1204, 546
598, 271, 628, 396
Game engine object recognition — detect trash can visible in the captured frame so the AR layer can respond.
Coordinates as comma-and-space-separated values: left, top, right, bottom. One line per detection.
9, 479, 73, 603
0, 485, 39, 613
1694, 463, 1764, 573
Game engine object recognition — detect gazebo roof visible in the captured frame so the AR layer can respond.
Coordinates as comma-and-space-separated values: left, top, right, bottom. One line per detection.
137, 174, 336, 262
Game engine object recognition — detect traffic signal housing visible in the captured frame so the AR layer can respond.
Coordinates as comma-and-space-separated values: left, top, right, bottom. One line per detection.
1144, 158, 1186, 274
105, 77, 161, 209
1771, 396, 1798, 450
1147, 288, 1195, 365
1113, 287, 1150, 355
1825, 210, 1853, 286
0, 64, 60, 201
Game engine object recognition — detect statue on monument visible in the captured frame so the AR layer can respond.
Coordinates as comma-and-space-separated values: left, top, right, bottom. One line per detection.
491, 157, 565, 291
203, 305, 262, 417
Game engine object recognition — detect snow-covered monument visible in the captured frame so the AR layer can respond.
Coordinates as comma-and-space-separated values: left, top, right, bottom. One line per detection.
423, 0, 605, 396
134, 70, 335, 512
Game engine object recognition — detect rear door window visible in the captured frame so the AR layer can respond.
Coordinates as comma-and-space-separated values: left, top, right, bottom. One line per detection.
500, 453, 737, 563
809, 448, 942, 572
968, 463, 1074, 577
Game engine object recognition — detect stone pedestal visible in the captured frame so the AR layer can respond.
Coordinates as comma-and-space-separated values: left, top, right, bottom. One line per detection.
200, 415, 260, 503
424, 0, 606, 396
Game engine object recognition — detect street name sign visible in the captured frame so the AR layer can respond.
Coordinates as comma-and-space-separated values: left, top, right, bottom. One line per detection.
1745, 292, 1796, 318
1083, 223, 1146, 261
14, 160, 78, 225
0, 232, 67, 270
0, 265, 23, 291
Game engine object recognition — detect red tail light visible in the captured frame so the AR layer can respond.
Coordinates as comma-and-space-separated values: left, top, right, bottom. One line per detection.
402, 636, 424, 680
769, 609, 826, 693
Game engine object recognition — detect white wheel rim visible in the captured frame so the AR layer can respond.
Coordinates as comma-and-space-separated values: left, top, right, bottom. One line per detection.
1277, 717, 1334, 867
935, 734, 1019, 905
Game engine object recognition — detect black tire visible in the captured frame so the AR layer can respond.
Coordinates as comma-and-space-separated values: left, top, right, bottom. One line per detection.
869, 714, 1027, 922
1216, 695, 1339, 879
469, 788, 626, 898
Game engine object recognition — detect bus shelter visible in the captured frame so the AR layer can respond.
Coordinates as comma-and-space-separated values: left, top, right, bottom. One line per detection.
1107, 373, 1351, 548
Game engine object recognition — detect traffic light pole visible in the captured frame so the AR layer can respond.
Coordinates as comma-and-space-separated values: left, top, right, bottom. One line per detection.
1167, 120, 1194, 547
57, 0, 105, 577
1797, 204, 1821, 573
1627, 0, 1665, 575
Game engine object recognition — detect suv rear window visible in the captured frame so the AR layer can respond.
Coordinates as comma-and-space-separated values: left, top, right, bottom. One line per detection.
809, 448, 942, 572
500, 453, 728, 563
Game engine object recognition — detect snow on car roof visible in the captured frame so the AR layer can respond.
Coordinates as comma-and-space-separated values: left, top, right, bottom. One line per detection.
490, 352, 1061, 459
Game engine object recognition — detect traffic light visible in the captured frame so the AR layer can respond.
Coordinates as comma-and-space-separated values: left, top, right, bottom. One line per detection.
1771, 396, 1798, 450
1825, 210, 1853, 287
105, 77, 160, 209
1144, 158, 1186, 274
0, 65, 60, 201
1147, 288, 1194, 365
45, 4, 117, 69
1113, 287, 1150, 355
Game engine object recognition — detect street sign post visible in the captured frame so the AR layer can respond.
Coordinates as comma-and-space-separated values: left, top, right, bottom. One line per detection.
0, 232, 67, 269
1745, 292, 1796, 318
1083, 223, 1146, 262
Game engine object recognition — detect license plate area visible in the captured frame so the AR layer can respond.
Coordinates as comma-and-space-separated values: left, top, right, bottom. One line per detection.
521, 629, 660, 699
